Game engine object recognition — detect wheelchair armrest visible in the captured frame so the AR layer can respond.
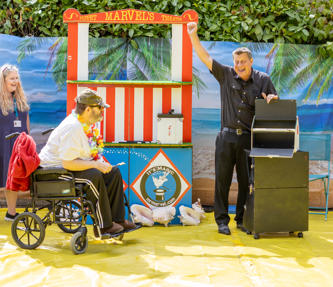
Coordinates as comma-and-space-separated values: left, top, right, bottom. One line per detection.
31, 167, 75, 185
33, 166, 73, 175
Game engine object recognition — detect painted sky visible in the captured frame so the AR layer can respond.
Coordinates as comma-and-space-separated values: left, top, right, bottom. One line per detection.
1, 33, 332, 109
0, 34, 67, 103
192, 41, 333, 108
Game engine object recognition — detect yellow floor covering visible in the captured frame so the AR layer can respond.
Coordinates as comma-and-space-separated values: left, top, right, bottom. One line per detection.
0, 208, 333, 287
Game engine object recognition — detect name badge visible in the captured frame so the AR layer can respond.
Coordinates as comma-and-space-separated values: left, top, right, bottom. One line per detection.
14, 120, 21, 128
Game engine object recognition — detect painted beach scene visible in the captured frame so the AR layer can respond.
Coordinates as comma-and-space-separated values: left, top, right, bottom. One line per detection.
1, 35, 332, 205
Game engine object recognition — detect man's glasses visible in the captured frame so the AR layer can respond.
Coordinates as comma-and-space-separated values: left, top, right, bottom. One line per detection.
89, 105, 104, 110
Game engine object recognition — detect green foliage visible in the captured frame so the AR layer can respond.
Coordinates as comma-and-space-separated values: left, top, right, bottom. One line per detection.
0, 0, 332, 45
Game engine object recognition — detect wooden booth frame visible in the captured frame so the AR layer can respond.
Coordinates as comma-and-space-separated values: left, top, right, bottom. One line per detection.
63, 8, 198, 144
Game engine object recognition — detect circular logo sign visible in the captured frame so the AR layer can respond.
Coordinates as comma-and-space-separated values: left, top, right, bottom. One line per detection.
140, 165, 181, 207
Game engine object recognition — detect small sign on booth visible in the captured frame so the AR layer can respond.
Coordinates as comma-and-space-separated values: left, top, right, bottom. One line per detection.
130, 147, 192, 225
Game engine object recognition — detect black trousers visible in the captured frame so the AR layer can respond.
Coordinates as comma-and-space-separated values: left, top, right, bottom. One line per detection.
71, 166, 125, 229
214, 131, 251, 226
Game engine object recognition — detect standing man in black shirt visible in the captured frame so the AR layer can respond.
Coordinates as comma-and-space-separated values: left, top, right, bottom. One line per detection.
187, 22, 279, 235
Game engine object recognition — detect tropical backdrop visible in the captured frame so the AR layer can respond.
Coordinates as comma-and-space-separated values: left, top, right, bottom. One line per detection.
0, 33, 332, 182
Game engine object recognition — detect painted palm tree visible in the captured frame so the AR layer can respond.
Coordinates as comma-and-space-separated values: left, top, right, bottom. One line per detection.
17, 37, 67, 89
288, 43, 333, 104
88, 37, 128, 81
246, 42, 332, 104
127, 37, 171, 81
17, 36, 206, 97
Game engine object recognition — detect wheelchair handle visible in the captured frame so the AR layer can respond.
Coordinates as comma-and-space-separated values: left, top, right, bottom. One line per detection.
41, 128, 54, 135
5, 128, 54, 141
5, 132, 20, 140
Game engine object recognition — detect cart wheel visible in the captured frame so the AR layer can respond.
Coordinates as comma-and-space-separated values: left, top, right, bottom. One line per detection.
297, 232, 303, 238
253, 233, 260, 240
11, 212, 45, 249
56, 200, 82, 234
70, 232, 88, 255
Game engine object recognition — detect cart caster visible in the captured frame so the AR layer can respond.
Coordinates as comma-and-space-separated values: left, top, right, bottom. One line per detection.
117, 234, 124, 241
11, 212, 45, 249
253, 233, 260, 239
297, 232, 303, 238
70, 231, 88, 254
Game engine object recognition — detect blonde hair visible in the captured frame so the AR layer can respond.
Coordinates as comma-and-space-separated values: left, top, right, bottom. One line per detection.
0, 64, 29, 116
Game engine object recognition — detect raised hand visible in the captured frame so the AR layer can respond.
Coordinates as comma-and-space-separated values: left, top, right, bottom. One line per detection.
187, 22, 198, 35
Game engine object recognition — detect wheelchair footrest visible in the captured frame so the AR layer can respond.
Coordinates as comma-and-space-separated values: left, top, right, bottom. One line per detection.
123, 222, 142, 233
99, 223, 142, 239
100, 233, 121, 240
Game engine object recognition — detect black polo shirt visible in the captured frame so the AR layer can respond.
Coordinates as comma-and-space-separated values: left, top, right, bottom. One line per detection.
211, 59, 277, 131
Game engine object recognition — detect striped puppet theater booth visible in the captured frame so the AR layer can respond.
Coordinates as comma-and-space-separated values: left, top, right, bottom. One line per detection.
63, 8, 197, 224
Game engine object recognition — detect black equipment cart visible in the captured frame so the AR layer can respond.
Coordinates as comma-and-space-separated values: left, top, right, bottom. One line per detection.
243, 99, 309, 239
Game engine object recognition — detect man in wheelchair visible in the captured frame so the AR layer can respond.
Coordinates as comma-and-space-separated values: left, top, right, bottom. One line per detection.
39, 88, 136, 237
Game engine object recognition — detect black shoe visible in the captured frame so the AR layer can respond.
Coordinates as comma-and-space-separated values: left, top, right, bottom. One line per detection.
94, 223, 124, 239
101, 222, 124, 235
236, 222, 247, 233
218, 224, 231, 235
117, 220, 136, 231
4, 212, 19, 222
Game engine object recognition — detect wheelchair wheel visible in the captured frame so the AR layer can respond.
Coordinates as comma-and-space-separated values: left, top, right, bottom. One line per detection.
11, 212, 45, 250
70, 232, 88, 255
55, 200, 82, 234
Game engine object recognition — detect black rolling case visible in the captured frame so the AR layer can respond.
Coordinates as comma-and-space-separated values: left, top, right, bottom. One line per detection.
243, 99, 309, 239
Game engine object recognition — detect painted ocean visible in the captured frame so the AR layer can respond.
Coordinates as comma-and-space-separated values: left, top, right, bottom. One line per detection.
192, 105, 333, 135
29, 100, 67, 132
29, 102, 333, 133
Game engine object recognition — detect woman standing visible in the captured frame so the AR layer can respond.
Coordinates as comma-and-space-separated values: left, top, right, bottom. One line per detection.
0, 64, 30, 221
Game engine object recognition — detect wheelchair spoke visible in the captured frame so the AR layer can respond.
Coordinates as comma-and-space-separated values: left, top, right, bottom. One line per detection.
30, 232, 40, 241
16, 226, 27, 231
19, 231, 28, 241
21, 216, 29, 229
56, 200, 82, 234
27, 216, 33, 229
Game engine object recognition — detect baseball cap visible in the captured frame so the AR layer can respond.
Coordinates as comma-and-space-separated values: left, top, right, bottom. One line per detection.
76, 88, 110, 108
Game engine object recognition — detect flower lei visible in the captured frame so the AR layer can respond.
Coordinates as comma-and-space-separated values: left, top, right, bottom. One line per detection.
76, 113, 104, 161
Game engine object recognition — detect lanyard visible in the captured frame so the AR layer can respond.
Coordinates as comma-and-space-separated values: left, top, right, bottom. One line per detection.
13, 97, 19, 119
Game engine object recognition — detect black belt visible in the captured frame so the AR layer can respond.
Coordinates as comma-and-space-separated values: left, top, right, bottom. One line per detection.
222, 127, 250, 135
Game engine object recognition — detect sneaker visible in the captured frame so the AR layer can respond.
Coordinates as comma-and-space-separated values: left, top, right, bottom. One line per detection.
4, 212, 19, 222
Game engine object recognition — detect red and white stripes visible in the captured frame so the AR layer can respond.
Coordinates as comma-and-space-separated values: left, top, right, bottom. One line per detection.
66, 20, 193, 143
75, 86, 188, 143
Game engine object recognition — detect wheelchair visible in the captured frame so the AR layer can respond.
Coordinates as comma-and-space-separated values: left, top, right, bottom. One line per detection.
7, 133, 141, 255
